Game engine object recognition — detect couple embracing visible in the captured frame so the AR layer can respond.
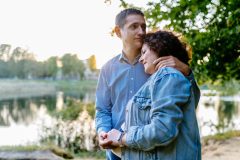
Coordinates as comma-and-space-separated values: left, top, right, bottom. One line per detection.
95, 8, 201, 160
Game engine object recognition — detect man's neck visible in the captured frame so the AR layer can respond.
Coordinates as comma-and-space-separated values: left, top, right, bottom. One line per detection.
122, 48, 141, 64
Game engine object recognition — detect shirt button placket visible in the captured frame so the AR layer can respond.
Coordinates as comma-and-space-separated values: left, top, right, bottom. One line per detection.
130, 66, 134, 97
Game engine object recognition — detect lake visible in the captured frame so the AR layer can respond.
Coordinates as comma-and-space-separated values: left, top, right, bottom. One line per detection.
0, 90, 239, 148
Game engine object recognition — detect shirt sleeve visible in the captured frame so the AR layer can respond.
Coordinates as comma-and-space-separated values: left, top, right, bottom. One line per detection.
95, 66, 112, 134
125, 72, 191, 151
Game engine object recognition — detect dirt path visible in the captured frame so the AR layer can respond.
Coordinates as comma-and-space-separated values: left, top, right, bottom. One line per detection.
202, 136, 240, 160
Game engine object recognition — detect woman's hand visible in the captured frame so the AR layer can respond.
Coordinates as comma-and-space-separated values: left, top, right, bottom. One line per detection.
107, 129, 122, 147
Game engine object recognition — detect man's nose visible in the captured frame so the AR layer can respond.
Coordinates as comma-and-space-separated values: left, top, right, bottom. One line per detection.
138, 26, 145, 35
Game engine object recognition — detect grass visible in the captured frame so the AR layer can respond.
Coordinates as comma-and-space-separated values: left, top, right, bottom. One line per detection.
74, 150, 105, 159
54, 80, 97, 92
202, 130, 240, 142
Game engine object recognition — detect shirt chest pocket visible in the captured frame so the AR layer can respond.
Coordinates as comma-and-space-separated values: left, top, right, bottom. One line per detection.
133, 96, 152, 125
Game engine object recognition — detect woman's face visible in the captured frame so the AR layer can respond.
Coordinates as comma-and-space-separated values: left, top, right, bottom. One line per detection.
139, 44, 158, 75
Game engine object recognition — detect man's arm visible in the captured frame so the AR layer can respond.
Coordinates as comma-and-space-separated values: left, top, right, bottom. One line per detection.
95, 66, 113, 148
153, 56, 190, 76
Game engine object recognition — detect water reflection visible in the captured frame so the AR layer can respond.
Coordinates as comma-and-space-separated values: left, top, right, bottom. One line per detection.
0, 90, 239, 147
198, 92, 240, 136
0, 93, 56, 146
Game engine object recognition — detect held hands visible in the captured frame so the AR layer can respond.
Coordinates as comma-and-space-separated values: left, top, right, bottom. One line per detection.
153, 56, 190, 76
98, 129, 122, 149
98, 131, 113, 149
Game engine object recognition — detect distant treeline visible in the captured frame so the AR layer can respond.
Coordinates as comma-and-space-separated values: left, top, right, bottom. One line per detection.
0, 44, 97, 80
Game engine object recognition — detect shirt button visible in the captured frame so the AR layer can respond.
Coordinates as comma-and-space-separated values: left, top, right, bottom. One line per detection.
130, 90, 133, 93
131, 77, 134, 80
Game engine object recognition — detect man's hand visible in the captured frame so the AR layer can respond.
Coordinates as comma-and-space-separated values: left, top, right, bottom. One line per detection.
98, 131, 113, 149
153, 56, 190, 76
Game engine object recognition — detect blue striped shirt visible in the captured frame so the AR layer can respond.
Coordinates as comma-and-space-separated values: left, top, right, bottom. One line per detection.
95, 53, 150, 133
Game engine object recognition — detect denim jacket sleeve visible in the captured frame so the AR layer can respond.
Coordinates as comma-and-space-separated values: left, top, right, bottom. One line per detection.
95, 66, 112, 133
126, 72, 191, 151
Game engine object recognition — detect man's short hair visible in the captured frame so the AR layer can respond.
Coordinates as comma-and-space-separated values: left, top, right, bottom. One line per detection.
115, 8, 144, 28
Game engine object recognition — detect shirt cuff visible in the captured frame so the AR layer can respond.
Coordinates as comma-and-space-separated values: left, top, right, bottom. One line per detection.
97, 127, 111, 134
186, 70, 194, 81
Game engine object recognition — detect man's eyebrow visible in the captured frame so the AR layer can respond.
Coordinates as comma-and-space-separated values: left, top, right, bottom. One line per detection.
129, 22, 146, 26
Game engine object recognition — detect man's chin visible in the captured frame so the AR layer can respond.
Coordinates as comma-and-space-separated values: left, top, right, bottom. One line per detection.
135, 43, 143, 50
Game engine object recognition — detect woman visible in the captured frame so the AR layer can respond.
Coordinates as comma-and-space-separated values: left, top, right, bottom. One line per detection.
107, 30, 201, 160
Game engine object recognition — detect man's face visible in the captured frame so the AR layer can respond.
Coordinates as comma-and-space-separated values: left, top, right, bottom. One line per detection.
119, 14, 146, 51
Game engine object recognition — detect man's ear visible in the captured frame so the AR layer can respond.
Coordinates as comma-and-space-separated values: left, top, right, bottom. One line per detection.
114, 26, 121, 38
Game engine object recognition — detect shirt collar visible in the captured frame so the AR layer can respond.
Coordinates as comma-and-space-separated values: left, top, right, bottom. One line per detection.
119, 51, 141, 65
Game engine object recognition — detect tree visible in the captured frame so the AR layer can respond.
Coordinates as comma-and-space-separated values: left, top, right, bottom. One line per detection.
61, 54, 85, 80
0, 44, 11, 61
120, 0, 240, 84
87, 55, 97, 71
44, 56, 59, 78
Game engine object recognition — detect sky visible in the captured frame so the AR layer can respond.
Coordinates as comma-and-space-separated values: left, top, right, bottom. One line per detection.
0, 0, 148, 68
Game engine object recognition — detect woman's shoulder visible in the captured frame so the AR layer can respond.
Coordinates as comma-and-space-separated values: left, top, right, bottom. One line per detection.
152, 67, 185, 81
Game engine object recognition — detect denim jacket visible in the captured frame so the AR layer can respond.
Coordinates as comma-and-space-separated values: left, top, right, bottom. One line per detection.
122, 67, 201, 160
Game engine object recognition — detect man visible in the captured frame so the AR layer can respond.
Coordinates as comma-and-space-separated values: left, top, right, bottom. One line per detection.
95, 8, 190, 160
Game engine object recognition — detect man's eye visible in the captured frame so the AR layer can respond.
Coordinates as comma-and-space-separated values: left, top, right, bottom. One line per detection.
131, 24, 138, 29
141, 25, 146, 31
141, 50, 146, 55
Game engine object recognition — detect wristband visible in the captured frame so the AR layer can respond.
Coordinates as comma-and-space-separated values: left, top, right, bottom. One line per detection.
117, 132, 125, 147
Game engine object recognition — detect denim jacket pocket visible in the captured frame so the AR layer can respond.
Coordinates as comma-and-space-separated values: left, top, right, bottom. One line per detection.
133, 96, 152, 125
134, 96, 151, 109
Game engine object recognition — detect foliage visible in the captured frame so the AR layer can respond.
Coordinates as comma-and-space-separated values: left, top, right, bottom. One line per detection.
0, 45, 91, 80
40, 97, 98, 154
87, 55, 97, 71
52, 98, 84, 121
52, 97, 96, 121
43, 56, 59, 77
120, 0, 240, 84
61, 54, 85, 80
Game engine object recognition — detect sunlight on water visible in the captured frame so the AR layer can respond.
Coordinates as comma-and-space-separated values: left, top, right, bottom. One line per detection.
0, 90, 239, 146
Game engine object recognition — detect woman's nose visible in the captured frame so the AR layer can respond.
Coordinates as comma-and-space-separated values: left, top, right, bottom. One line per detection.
139, 56, 144, 63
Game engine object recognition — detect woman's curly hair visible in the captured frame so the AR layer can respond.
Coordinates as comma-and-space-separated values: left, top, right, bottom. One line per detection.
143, 30, 191, 65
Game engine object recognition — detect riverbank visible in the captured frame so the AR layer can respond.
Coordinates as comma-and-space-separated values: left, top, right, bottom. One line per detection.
0, 79, 56, 100
0, 145, 104, 160
0, 79, 97, 100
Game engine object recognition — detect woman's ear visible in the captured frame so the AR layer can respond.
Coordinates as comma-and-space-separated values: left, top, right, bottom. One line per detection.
114, 26, 121, 38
